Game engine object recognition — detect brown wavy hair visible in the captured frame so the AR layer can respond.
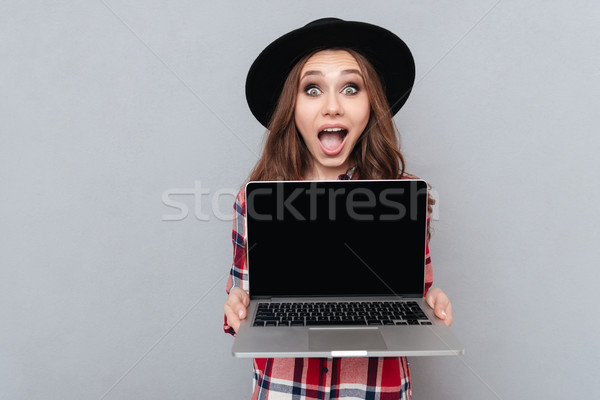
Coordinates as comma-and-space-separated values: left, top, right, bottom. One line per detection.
246, 47, 435, 237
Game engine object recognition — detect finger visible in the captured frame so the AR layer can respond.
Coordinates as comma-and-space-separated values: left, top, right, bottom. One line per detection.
225, 294, 244, 325
434, 304, 448, 321
426, 295, 435, 310
226, 289, 244, 309
432, 295, 449, 318
444, 303, 453, 326
225, 288, 250, 332
242, 293, 250, 307
234, 288, 250, 310
425, 287, 440, 309
230, 287, 250, 306
224, 306, 240, 332
235, 302, 248, 320
434, 303, 453, 326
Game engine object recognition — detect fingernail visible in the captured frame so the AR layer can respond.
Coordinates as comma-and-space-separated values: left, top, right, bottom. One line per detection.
441, 310, 447, 318
238, 310, 244, 318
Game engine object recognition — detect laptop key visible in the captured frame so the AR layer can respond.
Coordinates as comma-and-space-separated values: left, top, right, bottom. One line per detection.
306, 320, 331, 326
337, 319, 366, 325
306, 319, 367, 326
255, 316, 277, 322
290, 320, 304, 326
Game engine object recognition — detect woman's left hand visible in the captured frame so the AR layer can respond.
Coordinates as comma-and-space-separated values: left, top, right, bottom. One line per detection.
425, 287, 453, 326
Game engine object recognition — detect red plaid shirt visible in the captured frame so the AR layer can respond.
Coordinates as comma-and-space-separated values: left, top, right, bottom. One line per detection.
224, 173, 434, 400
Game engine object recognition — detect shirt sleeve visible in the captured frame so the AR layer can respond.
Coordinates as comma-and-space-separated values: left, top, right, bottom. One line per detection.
224, 188, 248, 335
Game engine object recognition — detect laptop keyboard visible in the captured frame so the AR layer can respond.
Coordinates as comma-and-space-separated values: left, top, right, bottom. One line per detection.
252, 301, 431, 327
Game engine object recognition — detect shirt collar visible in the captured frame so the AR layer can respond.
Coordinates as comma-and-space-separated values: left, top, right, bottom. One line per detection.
337, 166, 357, 180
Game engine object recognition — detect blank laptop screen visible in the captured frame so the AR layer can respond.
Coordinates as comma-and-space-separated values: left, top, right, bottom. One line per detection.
245, 180, 428, 298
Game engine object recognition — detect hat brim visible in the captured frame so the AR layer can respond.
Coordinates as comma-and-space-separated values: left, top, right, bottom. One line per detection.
246, 18, 416, 127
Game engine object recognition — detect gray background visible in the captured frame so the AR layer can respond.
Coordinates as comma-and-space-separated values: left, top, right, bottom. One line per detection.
1, 0, 599, 399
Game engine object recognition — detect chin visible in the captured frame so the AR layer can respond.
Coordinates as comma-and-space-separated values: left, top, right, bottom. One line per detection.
317, 157, 350, 171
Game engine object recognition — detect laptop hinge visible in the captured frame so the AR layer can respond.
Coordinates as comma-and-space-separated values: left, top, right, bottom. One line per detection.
266, 295, 404, 302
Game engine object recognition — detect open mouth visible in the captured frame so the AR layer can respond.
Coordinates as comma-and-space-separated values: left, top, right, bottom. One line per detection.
317, 127, 348, 155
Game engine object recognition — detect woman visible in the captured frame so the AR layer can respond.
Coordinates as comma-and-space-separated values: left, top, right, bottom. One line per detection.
224, 18, 453, 399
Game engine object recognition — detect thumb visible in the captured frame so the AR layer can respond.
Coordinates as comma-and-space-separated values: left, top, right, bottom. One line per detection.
434, 304, 447, 320
242, 293, 250, 307
235, 303, 248, 320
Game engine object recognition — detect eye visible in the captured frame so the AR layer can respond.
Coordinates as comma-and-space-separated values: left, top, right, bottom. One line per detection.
342, 84, 359, 95
304, 84, 322, 96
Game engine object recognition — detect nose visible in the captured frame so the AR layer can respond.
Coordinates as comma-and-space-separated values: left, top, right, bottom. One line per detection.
322, 92, 344, 117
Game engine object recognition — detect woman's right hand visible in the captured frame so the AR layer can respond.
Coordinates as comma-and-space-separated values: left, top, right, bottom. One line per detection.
224, 287, 250, 333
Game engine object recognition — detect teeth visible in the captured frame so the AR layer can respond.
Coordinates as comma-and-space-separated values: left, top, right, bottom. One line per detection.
322, 127, 345, 132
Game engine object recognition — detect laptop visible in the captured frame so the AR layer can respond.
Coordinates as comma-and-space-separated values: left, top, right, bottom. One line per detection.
232, 179, 464, 358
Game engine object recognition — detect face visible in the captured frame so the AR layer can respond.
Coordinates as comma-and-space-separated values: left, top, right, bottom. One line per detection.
294, 50, 370, 180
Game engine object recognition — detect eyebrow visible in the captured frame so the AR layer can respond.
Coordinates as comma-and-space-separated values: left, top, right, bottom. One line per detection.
300, 69, 363, 80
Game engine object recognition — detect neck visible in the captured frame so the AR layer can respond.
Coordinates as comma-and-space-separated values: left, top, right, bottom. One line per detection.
303, 163, 350, 180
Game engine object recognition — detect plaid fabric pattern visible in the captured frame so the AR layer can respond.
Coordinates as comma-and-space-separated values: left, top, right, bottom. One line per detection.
225, 173, 434, 399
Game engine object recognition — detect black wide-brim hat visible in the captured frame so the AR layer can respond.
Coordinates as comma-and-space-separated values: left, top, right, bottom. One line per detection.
246, 17, 416, 128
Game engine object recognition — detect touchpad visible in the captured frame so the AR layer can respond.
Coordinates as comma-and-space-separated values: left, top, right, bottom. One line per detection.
308, 328, 387, 351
